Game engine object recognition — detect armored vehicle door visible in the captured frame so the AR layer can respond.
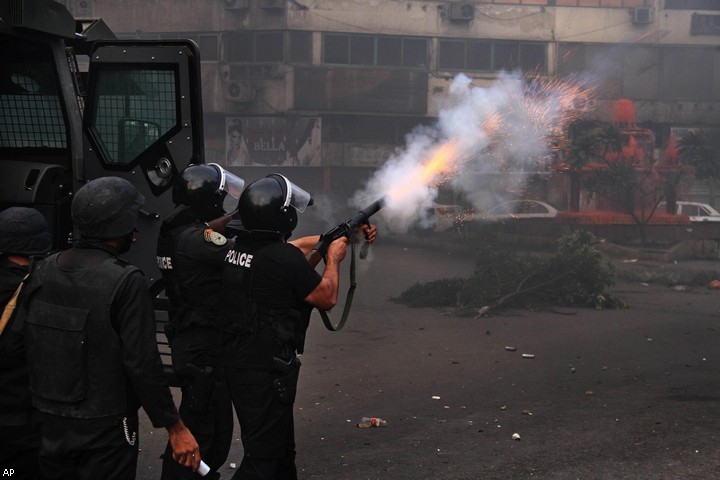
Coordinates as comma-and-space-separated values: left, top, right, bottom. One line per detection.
83, 40, 205, 289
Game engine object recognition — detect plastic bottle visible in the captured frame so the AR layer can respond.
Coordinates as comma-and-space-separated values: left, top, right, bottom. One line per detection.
198, 461, 210, 477
357, 417, 388, 428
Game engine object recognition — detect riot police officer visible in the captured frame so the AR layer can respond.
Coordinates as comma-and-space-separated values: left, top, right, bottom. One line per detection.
16, 177, 200, 480
0, 207, 52, 480
220, 174, 376, 480
157, 163, 245, 480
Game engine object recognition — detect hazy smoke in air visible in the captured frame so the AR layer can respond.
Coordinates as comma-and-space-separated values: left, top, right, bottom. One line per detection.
351, 72, 579, 233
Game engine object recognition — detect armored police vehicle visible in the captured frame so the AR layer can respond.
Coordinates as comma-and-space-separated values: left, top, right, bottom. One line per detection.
1, 0, 205, 372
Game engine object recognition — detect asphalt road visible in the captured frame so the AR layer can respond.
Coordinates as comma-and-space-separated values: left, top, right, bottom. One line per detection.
137, 236, 720, 480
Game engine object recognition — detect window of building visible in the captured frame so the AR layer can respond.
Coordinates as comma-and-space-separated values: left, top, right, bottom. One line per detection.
663, 0, 720, 8
223, 31, 303, 63
494, 42, 520, 71
403, 38, 428, 68
439, 40, 466, 70
691, 14, 720, 35
467, 42, 492, 70
323, 34, 428, 69
377, 37, 402, 66
224, 31, 253, 62
558, 42, 719, 101
480, 0, 647, 5
324, 34, 350, 64
439, 39, 546, 73
350, 36, 374, 65
255, 32, 284, 62
289, 31, 312, 64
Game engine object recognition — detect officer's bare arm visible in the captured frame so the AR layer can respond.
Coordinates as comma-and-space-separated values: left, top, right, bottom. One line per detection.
289, 235, 321, 255
304, 237, 346, 310
291, 224, 377, 257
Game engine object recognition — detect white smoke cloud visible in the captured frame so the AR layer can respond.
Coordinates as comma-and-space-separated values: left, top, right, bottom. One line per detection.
351, 72, 582, 233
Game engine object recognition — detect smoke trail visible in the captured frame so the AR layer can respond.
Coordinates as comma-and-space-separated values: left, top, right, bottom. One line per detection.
351, 72, 593, 232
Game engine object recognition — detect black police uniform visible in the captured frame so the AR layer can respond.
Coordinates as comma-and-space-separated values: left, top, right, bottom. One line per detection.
15, 243, 180, 480
0, 258, 40, 480
157, 206, 233, 479
221, 230, 321, 480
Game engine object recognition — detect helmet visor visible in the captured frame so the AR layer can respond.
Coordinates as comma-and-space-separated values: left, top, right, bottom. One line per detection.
275, 174, 313, 213
210, 163, 245, 198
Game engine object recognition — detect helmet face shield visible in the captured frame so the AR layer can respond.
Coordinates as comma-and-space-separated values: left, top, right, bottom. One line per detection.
273, 174, 313, 213
210, 163, 245, 199
207, 163, 245, 214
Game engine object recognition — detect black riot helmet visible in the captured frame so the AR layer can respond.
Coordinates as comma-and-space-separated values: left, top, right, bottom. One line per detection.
71, 177, 145, 239
0, 207, 52, 256
238, 174, 313, 239
172, 163, 245, 221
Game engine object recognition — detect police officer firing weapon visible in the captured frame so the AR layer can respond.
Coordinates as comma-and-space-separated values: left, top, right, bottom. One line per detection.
15, 177, 201, 480
220, 174, 377, 480
0, 207, 52, 480
157, 163, 245, 480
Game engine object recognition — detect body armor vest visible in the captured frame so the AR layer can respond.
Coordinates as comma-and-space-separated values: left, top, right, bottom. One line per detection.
157, 208, 225, 333
221, 233, 311, 355
24, 253, 137, 419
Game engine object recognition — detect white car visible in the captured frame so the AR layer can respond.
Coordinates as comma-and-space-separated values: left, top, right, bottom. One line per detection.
466, 199, 559, 222
672, 201, 720, 223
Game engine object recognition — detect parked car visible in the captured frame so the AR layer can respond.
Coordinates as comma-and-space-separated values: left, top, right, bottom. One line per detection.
466, 199, 559, 222
661, 201, 720, 223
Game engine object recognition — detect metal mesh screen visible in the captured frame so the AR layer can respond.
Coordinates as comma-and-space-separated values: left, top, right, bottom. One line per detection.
0, 69, 67, 148
91, 69, 176, 164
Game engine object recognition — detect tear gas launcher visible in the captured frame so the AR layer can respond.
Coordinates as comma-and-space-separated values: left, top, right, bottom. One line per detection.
307, 196, 387, 332
306, 196, 387, 267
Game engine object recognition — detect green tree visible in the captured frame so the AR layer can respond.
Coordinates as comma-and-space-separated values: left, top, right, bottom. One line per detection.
678, 130, 720, 208
564, 130, 598, 211
583, 125, 691, 246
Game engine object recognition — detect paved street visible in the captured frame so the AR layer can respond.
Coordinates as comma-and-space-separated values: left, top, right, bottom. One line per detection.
137, 235, 720, 479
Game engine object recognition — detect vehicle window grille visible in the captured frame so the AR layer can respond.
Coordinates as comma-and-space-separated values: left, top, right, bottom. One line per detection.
0, 85, 66, 148
90, 69, 176, 164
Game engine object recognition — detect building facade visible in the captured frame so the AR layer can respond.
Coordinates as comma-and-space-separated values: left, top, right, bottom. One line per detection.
60, 0, 720, 198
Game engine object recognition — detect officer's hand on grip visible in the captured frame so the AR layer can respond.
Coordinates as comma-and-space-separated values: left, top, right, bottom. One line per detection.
359, 223, 378, 244
326, 236, 347, 264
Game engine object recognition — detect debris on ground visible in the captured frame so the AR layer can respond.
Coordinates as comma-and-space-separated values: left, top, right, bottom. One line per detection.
357, 417, 388, 428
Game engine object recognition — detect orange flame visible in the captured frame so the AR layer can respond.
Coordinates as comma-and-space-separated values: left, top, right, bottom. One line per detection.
388, 141, 460, 201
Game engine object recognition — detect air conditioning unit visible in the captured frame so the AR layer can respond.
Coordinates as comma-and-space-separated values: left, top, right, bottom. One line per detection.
73, 0, 93, 17
224, 0, 250, 9
225, 82, 255, 103
258, 0, 285, 9
449, 2, 475, 22
631, 7, 654, 25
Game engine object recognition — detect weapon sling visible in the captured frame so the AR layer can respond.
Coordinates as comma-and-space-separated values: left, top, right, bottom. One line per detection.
319, 241, 359, 332
0, 274, 29, 336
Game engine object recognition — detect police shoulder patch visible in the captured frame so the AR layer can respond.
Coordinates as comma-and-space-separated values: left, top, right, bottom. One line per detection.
203, 228, 227, 246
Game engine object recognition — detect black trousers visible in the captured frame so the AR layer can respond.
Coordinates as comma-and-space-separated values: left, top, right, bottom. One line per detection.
226, 363, 300, 480
38, 413, 138, 480
0, 419, 42, 480
161, 330, 234, 480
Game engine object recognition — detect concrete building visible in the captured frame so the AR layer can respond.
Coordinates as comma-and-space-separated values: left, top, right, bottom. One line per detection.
60, 0, 720, 200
